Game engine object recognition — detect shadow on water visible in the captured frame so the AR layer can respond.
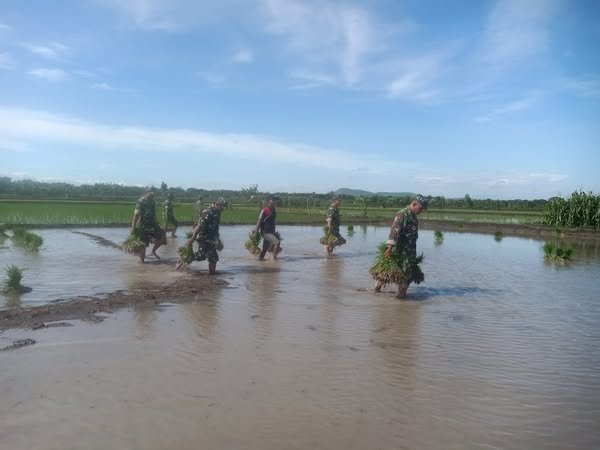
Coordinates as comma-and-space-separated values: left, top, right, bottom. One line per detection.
402, 286, 505, 301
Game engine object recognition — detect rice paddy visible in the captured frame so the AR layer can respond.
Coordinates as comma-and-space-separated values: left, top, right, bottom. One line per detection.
1, 200, 543, 226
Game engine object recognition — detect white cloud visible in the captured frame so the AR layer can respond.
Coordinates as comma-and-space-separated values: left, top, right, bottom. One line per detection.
94, 0, 245, 31
289, 70, 336, 89
196, 70, 226, 84
560, 76, 600, 98
386, 56, 445, 102
22, 42, 69, 59
0, 23, 12, 31
0, 107, 410, 174
28, 68, 68, 81
480, 0, 561, 68
259, 0, 382, 86
415, 172, 568, 197
92, 82, 135, 93
475, 92, 543, 122
0, 52, 15, 69
232, 49, 253, 63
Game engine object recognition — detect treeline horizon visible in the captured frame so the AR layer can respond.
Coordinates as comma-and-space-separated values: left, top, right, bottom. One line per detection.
0, 177, 552, 211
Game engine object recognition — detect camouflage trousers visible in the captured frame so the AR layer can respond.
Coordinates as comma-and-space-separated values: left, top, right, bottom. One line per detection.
195, 240, 219, 263
138, 223, 166, 246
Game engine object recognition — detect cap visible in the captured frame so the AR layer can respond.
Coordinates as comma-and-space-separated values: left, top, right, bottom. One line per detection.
413, 194, 429, 209
214, 197, 226, 206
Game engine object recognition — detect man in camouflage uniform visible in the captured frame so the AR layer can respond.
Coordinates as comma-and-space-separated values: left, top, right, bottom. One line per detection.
324, 196, 346, 254
130, 188, 167, 262
163, 193, 179, 238
186, 198, 225, 275
375, 195, 428, 298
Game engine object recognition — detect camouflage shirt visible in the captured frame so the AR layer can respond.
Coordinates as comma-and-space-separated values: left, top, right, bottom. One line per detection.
386, 206, 418, 258
135, 195, 158, 227
326, 206, 341, 232
196, 206, 221, 243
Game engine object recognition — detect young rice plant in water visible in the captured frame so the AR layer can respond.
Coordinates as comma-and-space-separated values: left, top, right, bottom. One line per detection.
543, 242, 573, 263
434, 230, 444, 244
2, 265, 25, 294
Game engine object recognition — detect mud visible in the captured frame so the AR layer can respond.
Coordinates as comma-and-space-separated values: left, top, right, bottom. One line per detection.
71, 230, 124, 250
419, 219, 600, 240
0, 272, 226, 331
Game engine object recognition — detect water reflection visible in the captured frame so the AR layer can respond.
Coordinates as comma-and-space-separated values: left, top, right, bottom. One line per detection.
247, 264, 281, 342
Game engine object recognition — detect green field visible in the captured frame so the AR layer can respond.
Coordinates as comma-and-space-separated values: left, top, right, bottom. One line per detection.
0, 200, 543, 226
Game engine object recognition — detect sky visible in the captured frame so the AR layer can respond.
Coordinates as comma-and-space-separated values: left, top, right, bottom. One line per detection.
1, 0, 599, 199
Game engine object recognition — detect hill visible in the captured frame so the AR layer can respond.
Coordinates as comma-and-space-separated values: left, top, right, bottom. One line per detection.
335, 188, 416, 198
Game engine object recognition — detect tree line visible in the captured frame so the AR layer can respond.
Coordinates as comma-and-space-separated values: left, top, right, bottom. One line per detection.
0, 177, 550, 211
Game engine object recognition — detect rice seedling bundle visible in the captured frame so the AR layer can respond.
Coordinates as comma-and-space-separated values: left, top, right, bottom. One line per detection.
245, 230, 262, 255
122, 233, 146, 255
10, 227, 44, 252
494, 231, 504, 241
369, 242, 424, 287
434, 230, 444, 244
2, 265, 25, 294
176, 245, 195, 269
320, 227, 339, 246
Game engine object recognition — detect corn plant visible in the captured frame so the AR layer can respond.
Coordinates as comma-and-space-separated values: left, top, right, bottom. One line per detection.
543, 191, 600, 229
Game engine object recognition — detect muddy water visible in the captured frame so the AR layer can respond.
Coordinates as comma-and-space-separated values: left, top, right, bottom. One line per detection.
1, 226, 600, 449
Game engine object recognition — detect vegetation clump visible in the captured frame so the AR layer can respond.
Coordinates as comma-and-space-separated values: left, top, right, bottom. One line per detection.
11, 227, 44, 252
320, 227, 339, 246
494, 231, 504, 241
347, 224, 355, 235
369, 242, 424, 287
543, 243, 573, 263
543, 191, 600, 229
434, 230, 444, 244
176, 245, 195, 270
121, 232, 146, 256
244, 230, 262, 255
2, 265, 31, 295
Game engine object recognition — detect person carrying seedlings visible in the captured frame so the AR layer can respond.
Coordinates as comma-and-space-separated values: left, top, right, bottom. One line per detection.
163, 193, 179, 238
130, 187, 167, 262
255, 196, 281, 260
184, 198, 226, 275
373, 195, 428, 298
322, 196, 346, 254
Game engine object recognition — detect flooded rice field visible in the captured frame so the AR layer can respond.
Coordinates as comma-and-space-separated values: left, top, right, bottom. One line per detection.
1, 225, 600, 449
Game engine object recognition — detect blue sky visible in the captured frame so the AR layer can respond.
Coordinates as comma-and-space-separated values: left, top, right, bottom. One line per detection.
1, 0, 598, 199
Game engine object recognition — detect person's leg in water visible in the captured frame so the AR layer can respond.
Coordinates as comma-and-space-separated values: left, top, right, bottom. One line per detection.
374, 279, 383, 292
151, 231, 166, 259
258, 238, 268, 261
208, 261, 217, 275
170, 219, 178, 238
272, 242, 281, 259
396, 281, 409, 299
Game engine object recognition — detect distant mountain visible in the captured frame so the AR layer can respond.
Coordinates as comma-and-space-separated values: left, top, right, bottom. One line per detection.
335, 188, 374, 197
335, 188, 416, 198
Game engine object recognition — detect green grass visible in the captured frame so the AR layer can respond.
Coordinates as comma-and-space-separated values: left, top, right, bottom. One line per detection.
0, 200, 543, 226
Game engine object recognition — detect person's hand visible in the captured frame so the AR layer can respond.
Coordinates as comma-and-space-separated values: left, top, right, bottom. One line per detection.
384, 245, 393, 257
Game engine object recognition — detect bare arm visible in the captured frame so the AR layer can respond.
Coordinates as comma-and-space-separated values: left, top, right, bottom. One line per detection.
130, 210, 140, 234
255, 209, 265, 234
